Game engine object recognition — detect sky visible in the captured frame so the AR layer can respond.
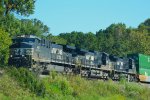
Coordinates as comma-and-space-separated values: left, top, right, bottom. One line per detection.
22, 0, 150, 35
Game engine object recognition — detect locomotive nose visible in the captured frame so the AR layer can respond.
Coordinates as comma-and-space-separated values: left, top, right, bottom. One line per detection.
9, 42, 33, 67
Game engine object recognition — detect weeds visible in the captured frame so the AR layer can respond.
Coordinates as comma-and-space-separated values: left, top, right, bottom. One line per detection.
0, 67, 150, 100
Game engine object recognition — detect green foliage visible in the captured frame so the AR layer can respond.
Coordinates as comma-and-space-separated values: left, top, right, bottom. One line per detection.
0, 28, 12, 64
41, 74, 150, 100
59, 31, 84, 48
0, 14, 21, 36
127, 30, 150, 55
43, 73, 73, 97
2, 0, 35, 16
0, 74, 38, 100
58, 22, 150, 57
0, 1, 4, 16
97, 22, 150, 56
119, 75, 127, 84
138, 18, 150, 34
0, 67, 150, 100
0, 15, 49, 37
19, 19, 49, 36
50, 70, 57, 79
46, 34, 67, 45
59, 31, 97, 50
7, 67, 45, 97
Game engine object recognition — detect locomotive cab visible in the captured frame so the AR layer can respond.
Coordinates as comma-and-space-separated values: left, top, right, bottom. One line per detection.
89, 51, 102, 68
74, 48, 87, 66
101, 52, 109, 65
128, 58, 136, 73
85, 51, 95, 67
115, 58, 125, 72
63, 45, 76, 64
51, 43, 63, 63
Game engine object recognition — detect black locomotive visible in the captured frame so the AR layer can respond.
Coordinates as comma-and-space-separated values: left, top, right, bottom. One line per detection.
9, 35, 137, 82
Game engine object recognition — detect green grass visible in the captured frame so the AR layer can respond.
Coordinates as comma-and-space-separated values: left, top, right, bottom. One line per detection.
0, 67, 150, 100
0, 74, 39, 100
41, 72, 150, 100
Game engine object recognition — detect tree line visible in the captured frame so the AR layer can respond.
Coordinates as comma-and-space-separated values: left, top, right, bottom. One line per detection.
0, 0, 150, 65
49, 20, 150, 57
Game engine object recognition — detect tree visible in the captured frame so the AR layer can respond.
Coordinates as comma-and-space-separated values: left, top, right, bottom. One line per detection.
0, 28, 12, 64
46, 34, 67, 45
0, 1, 4, 16
127, 30, 150, 55
0, 15, 49, 37
138, 18, 150, 35
59, 31, 85, 48
84, 32, 97, 50
19, 19, 49, 36
96, 23, 128, 56
58, 21, 150, 57
0, 14, 21, 36
2, 0, 35, 16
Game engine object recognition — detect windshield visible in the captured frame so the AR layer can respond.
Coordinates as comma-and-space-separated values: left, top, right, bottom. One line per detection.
13, 38, 35, 43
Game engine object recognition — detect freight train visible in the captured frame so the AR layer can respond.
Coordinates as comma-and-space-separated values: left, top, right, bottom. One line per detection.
8, 35, 150, 83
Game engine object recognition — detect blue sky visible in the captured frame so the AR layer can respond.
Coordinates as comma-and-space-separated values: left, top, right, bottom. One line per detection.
24, 0, 150, 35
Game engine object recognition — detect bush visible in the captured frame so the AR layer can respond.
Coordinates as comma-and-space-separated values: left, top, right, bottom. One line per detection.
0, 74, 38, 100
43, 73, 73, 97
0, 28, 12, 65
7, 67, 45, 97
3, 67, 150, 100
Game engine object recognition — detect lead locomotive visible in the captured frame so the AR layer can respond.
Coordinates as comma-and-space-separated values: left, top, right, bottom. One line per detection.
9, 35, 150, 82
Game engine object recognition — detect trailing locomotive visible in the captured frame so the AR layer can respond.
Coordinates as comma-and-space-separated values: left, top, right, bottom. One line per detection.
8, 35, 150, 83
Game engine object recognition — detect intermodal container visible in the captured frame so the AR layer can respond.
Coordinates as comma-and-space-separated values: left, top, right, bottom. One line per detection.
128, 54, 150, 82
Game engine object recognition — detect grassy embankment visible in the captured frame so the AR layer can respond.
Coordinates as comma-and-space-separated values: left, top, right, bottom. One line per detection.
0, 67, 150, 100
